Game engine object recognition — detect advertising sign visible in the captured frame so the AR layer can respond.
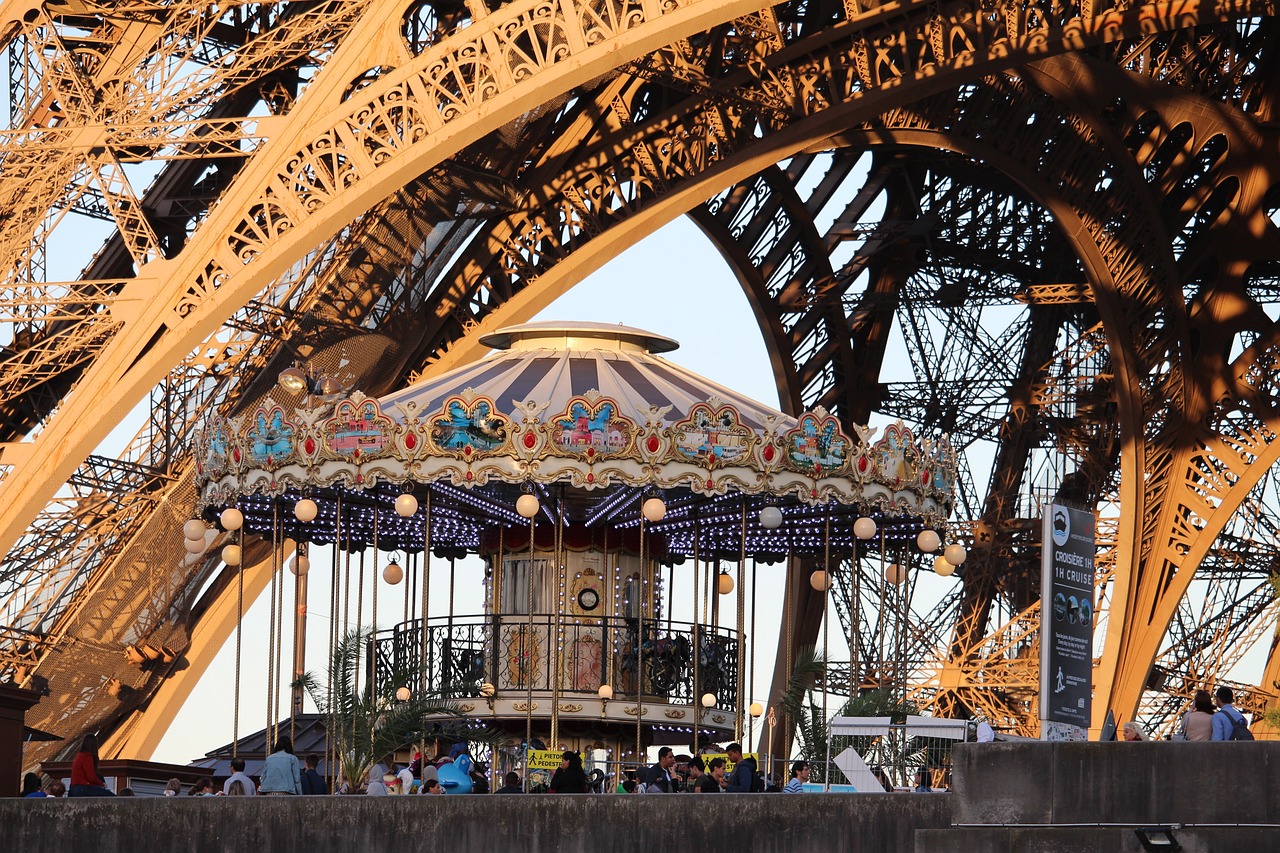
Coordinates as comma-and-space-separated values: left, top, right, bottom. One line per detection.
1040, 501, 1096, 741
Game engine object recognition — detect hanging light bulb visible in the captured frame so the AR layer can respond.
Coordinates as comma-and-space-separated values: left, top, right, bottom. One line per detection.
885, 563, 906, 585
809, 570, 830, 591
220, 507, 243, 531
933, 555, 955, 577
749, 702, 764, 718
758, 506, 783, 529
854, 517, 877, 540
479, 682, 496, 697
916, 529, 941, 553
289, 553, 311, 576
717, 571, 734, 595
597, 684, 614, 700
642, 497, 666, 522
701, 693, 717, 708
383, 559, 403, 585
294, 498, 318, 523
516, 493, 540, 519
222, 544, 242, 566
944, 543, 968, 566
184, 537, 207, 555
395, 493, 418, 517
183, 519, 206, 540
396, 686, 412, 702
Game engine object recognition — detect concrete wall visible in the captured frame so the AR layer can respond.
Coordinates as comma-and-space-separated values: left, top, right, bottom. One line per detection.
951, 741, 1280, 826
0, 793, 952, 853
12, 743, 1280, 852
917, 826, 1280, 853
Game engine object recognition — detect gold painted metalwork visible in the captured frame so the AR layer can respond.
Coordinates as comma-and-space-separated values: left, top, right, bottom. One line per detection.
2, 0, 1280, 770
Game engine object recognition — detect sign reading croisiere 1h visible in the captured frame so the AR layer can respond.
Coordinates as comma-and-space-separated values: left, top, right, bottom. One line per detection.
1040, 501, 1096, 741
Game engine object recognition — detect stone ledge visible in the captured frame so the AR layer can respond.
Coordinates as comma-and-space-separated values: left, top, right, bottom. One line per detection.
951, 741, 1280, 826
0, 792, 952, 853
917, 825, 1280, 853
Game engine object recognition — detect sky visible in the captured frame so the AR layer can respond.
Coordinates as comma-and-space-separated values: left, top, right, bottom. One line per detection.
149, 215, 842, 765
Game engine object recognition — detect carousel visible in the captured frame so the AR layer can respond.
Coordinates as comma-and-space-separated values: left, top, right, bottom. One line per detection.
188, 321, 961, 781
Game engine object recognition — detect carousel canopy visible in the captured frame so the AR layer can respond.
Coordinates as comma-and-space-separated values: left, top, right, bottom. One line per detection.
193, 323, 958, 556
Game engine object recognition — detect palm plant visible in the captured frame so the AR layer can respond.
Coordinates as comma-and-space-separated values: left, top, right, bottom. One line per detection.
303, 629, 470, 792
778, 647, 919, 784
777, 646, 829, 770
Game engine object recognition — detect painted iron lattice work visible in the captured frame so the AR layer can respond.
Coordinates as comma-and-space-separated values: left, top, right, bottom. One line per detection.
1, 0, 1279, 766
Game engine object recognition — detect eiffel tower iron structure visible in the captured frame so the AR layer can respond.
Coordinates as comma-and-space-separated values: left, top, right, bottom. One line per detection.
1, 0, 1279, 768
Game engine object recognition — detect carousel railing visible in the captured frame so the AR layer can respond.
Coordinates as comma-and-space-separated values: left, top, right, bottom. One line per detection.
368, 614, 740, 709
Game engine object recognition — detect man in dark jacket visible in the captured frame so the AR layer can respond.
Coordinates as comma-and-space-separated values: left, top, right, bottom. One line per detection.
495, 771, 523, 794
646, 746, 676, 792
300, 754, 327, 795
724, 743, 759, 792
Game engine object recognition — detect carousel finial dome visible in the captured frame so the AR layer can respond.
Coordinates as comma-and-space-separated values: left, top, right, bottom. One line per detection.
478, 321, 679, 354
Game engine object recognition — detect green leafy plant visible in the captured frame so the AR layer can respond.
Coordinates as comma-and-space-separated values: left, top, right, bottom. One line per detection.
778, 647, 922, 785
304, 629, 479, 792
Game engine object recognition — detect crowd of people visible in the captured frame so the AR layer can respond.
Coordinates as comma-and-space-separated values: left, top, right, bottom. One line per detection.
18, 692, 1260, 799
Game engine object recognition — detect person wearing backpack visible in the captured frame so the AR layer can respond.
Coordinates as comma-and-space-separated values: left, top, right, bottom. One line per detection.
1211, 686, 1254, 741
724, 743, 762, 792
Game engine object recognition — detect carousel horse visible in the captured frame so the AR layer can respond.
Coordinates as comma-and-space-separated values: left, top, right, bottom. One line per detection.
438, 754, 474, 794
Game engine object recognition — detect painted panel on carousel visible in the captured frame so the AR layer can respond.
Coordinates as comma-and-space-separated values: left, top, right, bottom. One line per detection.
322, 395, 394, 461
247, 406, 296, 468
783, 411, 850, 476
430, 393, 510, 457
563, 632, 603, 691
198, 418, 232, 479
926, 437, 957, 498
500, 624, 545, 691
550, 395, 635, 459
672, 402, 754, 467
875, 422, 916, 488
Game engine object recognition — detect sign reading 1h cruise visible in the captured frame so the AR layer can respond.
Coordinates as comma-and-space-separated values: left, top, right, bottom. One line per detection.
1040, 502, 1095, 738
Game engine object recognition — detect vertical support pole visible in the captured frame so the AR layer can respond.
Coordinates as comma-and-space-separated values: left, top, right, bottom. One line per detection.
735, 505, 746, 743
292, 547, 308, 731
524, 506, 535, 792
421, 493, 431, 694
370, 499, 380, 728
266, 503, 279, 753
232, 522, 243, 759
822, 510, 831, 792
636, 506, 646, 766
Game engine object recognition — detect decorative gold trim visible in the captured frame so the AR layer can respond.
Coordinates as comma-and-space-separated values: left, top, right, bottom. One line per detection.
513, 701, 538, 712
458, 703, 476, 713
623, 705, 643, 716
712, 714, 726, 724
664, 709, 686, 719
558, 702, 584, 713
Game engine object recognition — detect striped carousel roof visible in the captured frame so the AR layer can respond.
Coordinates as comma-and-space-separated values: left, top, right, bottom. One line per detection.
379, 321, 789, 430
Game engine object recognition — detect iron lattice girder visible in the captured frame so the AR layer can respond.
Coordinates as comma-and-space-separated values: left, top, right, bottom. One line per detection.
0, 0, 1274, 758
0, 0, 1269, 484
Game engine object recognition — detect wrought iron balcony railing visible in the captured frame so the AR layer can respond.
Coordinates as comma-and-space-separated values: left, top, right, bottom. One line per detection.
369, 614, 740, 709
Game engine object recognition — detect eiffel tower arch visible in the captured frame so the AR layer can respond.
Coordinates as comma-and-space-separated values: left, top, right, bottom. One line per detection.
1, 0, 1279, 766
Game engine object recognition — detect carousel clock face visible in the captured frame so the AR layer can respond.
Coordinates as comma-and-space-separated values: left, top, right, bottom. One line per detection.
577, 588, 600, 611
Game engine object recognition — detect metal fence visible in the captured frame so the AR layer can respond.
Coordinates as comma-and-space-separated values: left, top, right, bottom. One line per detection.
369, 613, 740, 707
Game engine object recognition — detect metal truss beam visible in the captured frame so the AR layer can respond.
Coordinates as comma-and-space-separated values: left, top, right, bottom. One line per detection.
2, 0, 1279, 762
